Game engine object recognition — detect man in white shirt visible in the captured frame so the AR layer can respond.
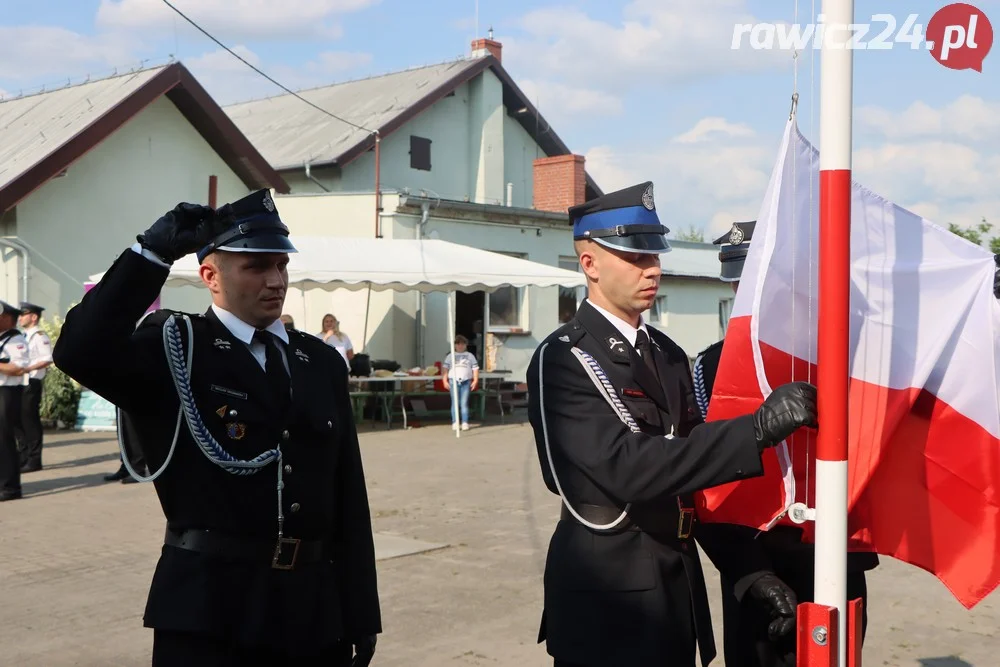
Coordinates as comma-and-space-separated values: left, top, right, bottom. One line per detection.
0, 300, 30, 501
16, 301, 52, 473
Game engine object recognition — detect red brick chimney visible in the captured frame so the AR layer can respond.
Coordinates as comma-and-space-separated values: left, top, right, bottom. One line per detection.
533, 155, 587, 213
471, 37, 502, 63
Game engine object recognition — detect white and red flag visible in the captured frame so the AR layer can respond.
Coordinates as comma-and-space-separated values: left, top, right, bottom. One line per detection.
695, 118, 1000, 609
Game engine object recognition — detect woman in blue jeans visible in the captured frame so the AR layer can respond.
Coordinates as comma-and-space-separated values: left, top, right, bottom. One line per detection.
442, 335, 479, 431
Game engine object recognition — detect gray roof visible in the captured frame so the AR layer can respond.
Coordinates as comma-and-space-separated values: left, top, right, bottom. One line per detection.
224, 58, 485, 171
661, 240, 723, 279
0, 67, 164, 191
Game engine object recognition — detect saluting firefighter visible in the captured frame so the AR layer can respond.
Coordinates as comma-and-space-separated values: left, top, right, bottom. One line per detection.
0, 300, 29, 502
692, 221, 878, 667
526, 182, 821, 667
16, 301, 52, 473
53, 191, 381, 666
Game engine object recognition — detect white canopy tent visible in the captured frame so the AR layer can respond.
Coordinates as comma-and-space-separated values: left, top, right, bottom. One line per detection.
92, 237, 586, 437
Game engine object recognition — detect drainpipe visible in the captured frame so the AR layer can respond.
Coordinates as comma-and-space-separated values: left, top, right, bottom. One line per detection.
303, 161, 331, 193
374, 131, 382, 238
414, 202, 431, 366
0, 238, 29, 302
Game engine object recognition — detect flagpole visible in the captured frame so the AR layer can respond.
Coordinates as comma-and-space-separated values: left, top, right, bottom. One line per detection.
815, 0, 854, 664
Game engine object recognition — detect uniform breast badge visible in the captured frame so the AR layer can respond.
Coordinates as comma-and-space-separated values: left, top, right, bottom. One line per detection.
225, 422, 247, 440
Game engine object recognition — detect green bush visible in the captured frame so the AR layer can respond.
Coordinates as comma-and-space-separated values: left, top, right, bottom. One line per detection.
38, 315, 82, 428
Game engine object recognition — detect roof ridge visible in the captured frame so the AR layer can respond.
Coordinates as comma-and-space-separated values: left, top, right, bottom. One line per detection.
222, 55, 483, 108
0, 60, 172, 104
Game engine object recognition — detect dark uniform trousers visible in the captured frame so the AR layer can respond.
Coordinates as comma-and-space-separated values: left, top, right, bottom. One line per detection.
528, 301, 770, 667
16, 377, 44, 467
52, 249, 382, 663
0, 327, 26, 494
692, 339, 878, 667
0, 384, 23, 494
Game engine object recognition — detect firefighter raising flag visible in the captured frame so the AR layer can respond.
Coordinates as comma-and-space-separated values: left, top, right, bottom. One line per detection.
695, 118, 1000, 610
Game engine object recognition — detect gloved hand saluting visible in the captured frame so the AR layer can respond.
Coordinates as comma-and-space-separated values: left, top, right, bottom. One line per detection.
753, 381, 818, 451
748, 573, 798, 641
351, 634, 376, 667
136, 203, 227, 263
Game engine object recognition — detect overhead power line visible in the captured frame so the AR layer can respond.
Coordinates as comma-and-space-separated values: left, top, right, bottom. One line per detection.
161, 0, 375, 135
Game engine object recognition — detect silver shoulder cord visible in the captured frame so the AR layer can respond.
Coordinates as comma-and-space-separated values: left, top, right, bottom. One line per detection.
538, 341, 673, 531
692, 353, 710, 420
117, 313, 288, 538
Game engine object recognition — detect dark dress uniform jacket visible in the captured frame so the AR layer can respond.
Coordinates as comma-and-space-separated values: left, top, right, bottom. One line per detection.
52, 249, 381, 656
527, 301, 768, 667
692, 339, 877, 666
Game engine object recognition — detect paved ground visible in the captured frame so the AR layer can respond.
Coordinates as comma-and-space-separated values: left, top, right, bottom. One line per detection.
1, 422, 996, 666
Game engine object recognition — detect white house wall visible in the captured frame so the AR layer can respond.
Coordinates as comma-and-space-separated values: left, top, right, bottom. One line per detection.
272, 192, 399, 354
274, 70, 543, 211
7, 95, 250, 318
648, 277, 735, 359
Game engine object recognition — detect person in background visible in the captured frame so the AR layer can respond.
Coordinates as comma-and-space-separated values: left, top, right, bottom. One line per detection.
280, 314, 295, 332
16, 302, 53, 473
0, 301, 29, 501
319, 313, 354, 365
442, 334, 479, 431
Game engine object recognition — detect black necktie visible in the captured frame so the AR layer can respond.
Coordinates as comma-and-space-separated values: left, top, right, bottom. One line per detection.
254, 330, 290, 404
634, 329, 659, 382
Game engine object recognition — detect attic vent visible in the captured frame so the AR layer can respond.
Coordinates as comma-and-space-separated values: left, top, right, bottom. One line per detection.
410, 135, 432, 171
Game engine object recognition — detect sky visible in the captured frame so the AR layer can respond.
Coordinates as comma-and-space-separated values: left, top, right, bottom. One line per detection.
3, 0, 999, 240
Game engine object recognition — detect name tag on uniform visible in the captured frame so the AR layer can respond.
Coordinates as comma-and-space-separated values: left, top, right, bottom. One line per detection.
211, 384, 248, 400
621, 388, 647, 399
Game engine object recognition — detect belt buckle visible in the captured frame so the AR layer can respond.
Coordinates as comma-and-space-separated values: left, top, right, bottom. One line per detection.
677, 508, 695, 539
272, 537, 301, 570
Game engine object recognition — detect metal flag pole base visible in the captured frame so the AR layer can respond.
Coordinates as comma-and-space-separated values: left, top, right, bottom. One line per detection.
797, 598, 864, 667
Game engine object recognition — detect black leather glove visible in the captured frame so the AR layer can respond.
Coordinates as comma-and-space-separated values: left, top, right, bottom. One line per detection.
748, 572, 798, 641
136, 203, 223, 263
753, 381, 818, 450
993, 254, 999, 299
351, 634, 376, 667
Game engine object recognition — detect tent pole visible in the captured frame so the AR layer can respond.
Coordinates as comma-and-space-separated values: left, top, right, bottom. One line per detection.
449, 291, 460, 438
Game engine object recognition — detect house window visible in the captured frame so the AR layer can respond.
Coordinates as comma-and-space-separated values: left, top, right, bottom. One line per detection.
649, 295, 668, 326
487, 251, 527, 332
410, 135, 432, 171
558, 256, 584, 323
719, 297, 734, 336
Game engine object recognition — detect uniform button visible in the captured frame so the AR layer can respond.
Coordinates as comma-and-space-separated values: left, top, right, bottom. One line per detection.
327, 420, 333, 428
228, 409, 238, 417
284, 464, 292, 474
290, 503, 301, 513
282, 429, 290, 441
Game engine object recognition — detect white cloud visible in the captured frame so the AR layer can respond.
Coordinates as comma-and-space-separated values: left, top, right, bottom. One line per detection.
0, 26, 137, 83
502, 0, 790, 96
858, 95, 1000, 143
97, 0, 379, 39
671, 117, 756, 144
518, 79, 624, 121
585, 118, 775, 239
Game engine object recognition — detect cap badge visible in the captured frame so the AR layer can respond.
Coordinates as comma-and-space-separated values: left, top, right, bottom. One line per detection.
262, 192, 275, 213
641, 184, 655, 211
728, 223, 745, 246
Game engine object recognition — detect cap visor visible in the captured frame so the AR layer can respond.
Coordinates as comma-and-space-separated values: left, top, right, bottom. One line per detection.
218, 234, 297, 254
594, 233, 672, 255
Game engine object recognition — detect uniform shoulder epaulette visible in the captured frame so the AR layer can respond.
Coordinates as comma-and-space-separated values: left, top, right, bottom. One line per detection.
547, 321, 586, 346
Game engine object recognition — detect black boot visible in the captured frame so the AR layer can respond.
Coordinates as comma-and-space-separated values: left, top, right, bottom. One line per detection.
104, 465, 129, 482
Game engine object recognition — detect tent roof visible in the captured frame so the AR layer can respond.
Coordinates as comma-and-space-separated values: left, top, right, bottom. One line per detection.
91, 237, 586, 293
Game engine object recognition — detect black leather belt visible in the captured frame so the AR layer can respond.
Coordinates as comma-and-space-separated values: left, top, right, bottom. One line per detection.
164, 527, 330, 571
561, 501, 696, 540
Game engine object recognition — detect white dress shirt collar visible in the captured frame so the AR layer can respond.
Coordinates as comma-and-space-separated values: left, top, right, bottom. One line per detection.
211, 304, 289, 345
585, 299, 649, 348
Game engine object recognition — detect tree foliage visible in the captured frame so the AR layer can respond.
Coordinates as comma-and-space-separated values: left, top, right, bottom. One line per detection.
673, 224, 705, 243
38, 314, 82, 428
948, 217, 1000, 255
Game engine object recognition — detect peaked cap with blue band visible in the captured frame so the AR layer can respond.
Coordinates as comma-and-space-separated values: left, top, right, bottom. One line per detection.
569, 181, 671, 254
196, 189, 297, 263
713, 220, 755, 282
19, 301, 44, 315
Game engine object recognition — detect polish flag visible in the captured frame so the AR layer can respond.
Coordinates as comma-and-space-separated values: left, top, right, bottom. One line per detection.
694, 118, 1000, 609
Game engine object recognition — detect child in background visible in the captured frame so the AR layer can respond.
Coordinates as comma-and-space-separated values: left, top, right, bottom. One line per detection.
442, 335, 479, 431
